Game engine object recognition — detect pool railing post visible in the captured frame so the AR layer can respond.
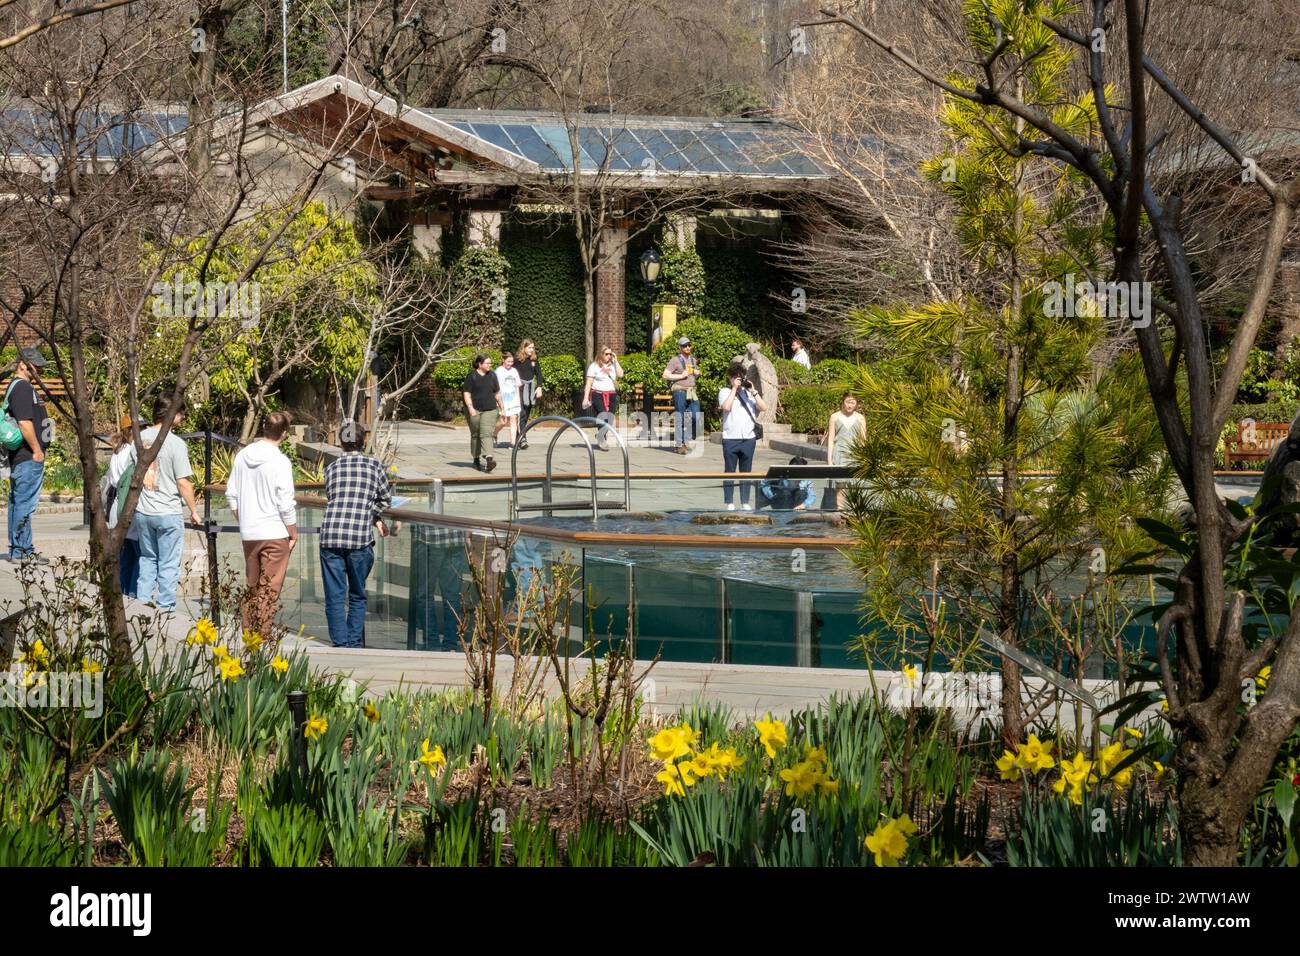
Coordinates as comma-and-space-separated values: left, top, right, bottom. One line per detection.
428, 477, 444, 514
794, 591, 814, 668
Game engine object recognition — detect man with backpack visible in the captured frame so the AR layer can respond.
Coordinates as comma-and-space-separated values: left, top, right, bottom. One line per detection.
2, 348, 54, 563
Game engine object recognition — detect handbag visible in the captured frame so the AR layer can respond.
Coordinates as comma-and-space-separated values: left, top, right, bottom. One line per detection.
0, 380, 24, 453
734, 387, 764, 440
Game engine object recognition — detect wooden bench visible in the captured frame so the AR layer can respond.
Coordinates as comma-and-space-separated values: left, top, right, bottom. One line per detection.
632, 383, 675, 413
1224, 420, 1289, 469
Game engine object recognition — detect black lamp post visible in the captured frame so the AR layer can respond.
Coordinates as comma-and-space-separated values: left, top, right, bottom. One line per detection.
639, 246, 661, 350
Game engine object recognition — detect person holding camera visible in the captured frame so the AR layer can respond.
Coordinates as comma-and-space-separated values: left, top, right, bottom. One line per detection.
717, 362, 766, 510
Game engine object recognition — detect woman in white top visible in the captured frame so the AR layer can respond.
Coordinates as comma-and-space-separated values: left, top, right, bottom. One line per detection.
717, 362, 767, 510
493, 352, 524, 448
581, 346, 623, 450
105, 416, 143, 597
827, 392, 865, 508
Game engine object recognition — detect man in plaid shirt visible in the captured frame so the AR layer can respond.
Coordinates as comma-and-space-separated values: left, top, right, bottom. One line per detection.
319, 422, 392, 647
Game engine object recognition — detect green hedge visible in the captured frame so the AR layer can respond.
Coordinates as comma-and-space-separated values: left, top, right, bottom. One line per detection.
774, 357, 811, 386
1229, 401, 1299, 426
780, 385, 841, 436
808, 358, 858, 387
618, 351, 656, 395
431, 346, 496, 390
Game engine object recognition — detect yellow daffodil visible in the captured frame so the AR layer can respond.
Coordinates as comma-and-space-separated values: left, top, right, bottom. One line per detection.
1160, 698, 1169, 713
418, 739, 446, 773
804, 744, 829, 767
648, 725, 694, 763
270, 655, 289, 674
779, 761, 822, 798
1256, 666, 1272, 691
1015, 735, 1056, 774
699, 743, 745, 780
902, 663, 919, 687
755, 714, 787, 758
656, 761, 697, 797
1123, 727, 1143, 741
242, 630, 264, 652
688, 752, 714, 778
18, 639, 50, 669
362, 701, 380, 723
995, 749, 1020, 781
186, 618, 218, 647
1153, 761, 1168, 784
211, 644, 231, 663
818, 775, 841, 797
1097, 741, 1125, 776
1053, 752, 1093, 803
218, 656, 245, 682
304, 715, 328, 741
864, 815, 916, 867
81, 658, 102, 674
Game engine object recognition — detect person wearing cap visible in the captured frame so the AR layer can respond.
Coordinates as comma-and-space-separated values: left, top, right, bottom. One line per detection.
661, 336, 700, 455
3, 347, 54, 562
319, 421, 392, 648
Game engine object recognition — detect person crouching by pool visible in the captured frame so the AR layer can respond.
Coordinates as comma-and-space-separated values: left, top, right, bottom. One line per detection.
462, 352, 502, 471
760, 456, 816, 511
581, 346, 623, 451
718, 362, 766, 511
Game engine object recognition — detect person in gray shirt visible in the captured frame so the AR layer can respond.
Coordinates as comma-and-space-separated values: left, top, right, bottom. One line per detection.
130, 394, 201, 610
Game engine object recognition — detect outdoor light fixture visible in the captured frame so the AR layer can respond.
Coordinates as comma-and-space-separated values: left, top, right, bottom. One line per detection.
640, 246, 662, 354
639, 246, 662, 285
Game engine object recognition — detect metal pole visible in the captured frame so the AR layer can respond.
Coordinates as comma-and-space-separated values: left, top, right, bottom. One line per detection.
205, 426, 220, 626
287, 690, 308, 777
281, 0, 289, 94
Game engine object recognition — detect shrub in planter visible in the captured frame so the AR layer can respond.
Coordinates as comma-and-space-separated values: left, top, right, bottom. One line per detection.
537, 353, 585, 415
618, 352, 656, 397
780, 385, 841, 436
809, 358, 858, 387
774, 357, 811, 386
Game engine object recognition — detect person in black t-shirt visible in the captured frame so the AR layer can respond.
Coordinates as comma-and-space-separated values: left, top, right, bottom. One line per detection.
4, 347, 53, 562
461, 353, 502, 471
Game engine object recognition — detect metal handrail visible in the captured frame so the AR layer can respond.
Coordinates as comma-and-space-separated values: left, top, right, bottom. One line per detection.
511, 414, 630, 524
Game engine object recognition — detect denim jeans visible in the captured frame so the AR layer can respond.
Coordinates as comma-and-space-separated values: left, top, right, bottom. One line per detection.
426, 542, 468, 651
7, 459, 43, 558
320, 545, 375, 648
134, 513, 185, 609
119, 536, 141, 598
671, 391, 700, 446
721, 438, 757, 505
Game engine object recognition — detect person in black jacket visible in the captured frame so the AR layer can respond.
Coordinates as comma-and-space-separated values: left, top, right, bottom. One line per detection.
514, 339, 545, 450
4, 348, 53, 563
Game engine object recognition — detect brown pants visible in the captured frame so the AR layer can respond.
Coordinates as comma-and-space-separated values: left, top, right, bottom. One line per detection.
242, 537, 292, 638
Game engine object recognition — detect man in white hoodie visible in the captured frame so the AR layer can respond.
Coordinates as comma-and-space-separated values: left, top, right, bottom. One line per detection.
226, 411, 298, 638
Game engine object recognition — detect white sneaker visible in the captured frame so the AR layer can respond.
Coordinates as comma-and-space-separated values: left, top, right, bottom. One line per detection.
742, 503, 753, 511
727, 503, 736, 511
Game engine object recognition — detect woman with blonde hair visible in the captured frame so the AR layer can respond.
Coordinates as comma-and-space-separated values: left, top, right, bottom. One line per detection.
515, 339, 544, 450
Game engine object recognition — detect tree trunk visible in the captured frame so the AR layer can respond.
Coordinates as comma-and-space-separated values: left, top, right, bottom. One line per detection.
188, 5, 234, 178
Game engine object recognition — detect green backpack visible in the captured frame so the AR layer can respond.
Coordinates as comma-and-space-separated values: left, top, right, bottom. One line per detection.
0, 380, 24, 452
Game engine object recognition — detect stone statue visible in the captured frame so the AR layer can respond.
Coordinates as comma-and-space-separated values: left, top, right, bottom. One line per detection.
732, 343, 779, 424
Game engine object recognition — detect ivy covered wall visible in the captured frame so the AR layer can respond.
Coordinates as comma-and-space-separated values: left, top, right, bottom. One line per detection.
462, 210, 797, 357
498, 212, 587, 357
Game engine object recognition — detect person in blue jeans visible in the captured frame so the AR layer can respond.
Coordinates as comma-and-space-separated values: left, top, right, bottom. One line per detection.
319, 423, 392, 648
661, 336, 700, 454
3, 348, 54, 563
131, 395, 201, 610
717, 362, 767, 510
